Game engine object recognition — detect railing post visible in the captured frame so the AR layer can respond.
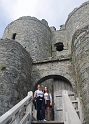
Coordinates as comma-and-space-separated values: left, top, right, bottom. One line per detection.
32, 104, 37, 120
26, 91, 33, 123
27, 91, 33, 115
15, 112, 20, 124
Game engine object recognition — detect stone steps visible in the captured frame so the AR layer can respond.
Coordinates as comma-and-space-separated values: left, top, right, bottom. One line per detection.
31, 121, 64, 124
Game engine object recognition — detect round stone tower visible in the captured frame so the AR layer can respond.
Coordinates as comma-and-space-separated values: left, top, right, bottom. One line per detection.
2, 16, 52, 61
65, 1, 89, 123
0, 39, 32, 115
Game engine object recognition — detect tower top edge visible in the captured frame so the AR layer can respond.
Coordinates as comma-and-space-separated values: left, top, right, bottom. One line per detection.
66, 0, 89, 24
7, 16, 49, 28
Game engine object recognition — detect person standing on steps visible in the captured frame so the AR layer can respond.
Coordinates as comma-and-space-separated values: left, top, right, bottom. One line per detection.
44, 86, 52, 121
34, 84, 46, 121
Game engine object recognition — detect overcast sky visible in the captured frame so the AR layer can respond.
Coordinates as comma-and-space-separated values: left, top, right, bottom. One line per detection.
0, 0, 88, 38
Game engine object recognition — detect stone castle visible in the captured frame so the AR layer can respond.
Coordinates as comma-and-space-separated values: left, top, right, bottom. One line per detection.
0, 1, 89, 124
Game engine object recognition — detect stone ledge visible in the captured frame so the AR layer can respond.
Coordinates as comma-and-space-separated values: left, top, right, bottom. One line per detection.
32, 121, 64, 124
32, 54, 72, 64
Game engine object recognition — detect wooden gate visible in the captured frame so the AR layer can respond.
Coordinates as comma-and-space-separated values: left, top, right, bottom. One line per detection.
53, 79, 75, 122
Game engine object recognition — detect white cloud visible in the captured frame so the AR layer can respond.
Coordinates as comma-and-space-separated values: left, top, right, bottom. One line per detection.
0, 0, 17, 18
0, 0, 87, 22
13, 0, 38, 19
0, 0, 88, 37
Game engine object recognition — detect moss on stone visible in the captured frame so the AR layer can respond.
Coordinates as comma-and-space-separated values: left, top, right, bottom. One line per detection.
0, 65, 6, 70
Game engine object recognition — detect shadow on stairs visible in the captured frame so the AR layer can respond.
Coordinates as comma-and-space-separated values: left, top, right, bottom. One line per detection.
31, 121, 64, 124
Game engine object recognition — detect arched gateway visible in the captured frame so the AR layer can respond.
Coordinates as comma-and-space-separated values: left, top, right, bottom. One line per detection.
1, 1, 89, 123
32, 74, 82, 122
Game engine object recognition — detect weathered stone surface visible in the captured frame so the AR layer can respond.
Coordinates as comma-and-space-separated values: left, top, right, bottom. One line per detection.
72, 26, 89, 123
2, 16, 52, 61
0, 39, 32, 115
0, 1, 89, 123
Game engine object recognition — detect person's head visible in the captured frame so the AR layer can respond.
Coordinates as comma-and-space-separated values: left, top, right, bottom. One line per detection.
37, 84, 41, 90
44, 86, 49, 93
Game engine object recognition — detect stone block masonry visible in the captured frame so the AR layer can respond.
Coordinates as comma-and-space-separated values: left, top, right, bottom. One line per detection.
72, 25, 89, 123
0, 1, 89, 123
0, 39, 32, 116
2, 16, 52, 61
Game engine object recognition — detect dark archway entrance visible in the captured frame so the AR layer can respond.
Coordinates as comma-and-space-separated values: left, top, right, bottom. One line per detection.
33, 75, 75, 121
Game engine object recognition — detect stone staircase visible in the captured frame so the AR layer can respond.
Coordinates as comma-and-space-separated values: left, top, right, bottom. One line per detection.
31, 121, 64, 124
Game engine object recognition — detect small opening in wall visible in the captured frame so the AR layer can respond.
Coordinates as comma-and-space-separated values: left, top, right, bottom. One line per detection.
12, 33, 16, 40
54, 42, 64, 51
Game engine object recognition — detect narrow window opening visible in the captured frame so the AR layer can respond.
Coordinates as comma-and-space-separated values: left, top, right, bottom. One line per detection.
12, 33, 16, 40
54, 42, 64, 51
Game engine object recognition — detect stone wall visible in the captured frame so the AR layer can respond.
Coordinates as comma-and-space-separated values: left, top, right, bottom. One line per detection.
0, 1, 89, 123
50, 26, 69, 57
64, 1, 89, 123
0, 39, 32, 115
2, 16, 52, 61
72, 26, 89, 123
49, 2, 89, 122
31, 57, 75, 91
66, 1, 89, 52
